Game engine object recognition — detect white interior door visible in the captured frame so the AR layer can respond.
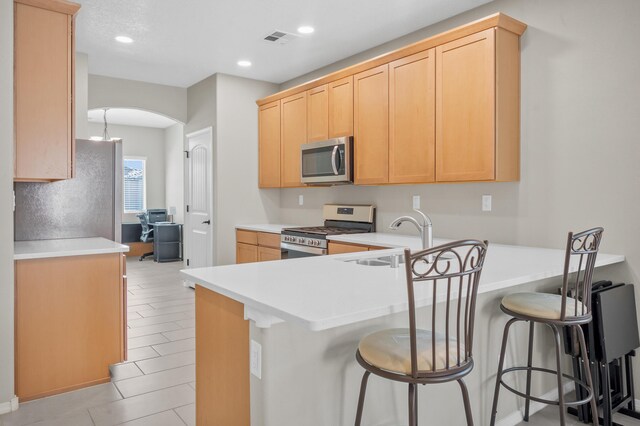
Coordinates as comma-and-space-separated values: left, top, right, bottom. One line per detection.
185, 127, 213, 271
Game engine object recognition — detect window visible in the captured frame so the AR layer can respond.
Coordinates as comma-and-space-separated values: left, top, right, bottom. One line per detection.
123, 157, 146, 213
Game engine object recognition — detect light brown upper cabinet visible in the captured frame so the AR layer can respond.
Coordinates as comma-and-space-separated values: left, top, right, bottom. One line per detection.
258, 100, 281, 188
14, 0, 80, 182
435, 28, 520, 182
389, 49, 436, 184
256, 13, 526, 187
328, 76, 353, 138
307, 85, 329, 142
280, 92, 307, 187
354, 65, 389, 185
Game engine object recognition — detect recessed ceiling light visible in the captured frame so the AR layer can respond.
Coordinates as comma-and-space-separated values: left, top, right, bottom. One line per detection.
297, 26, 314, 34
115, 35, 133, 44
237, 60, 252, 67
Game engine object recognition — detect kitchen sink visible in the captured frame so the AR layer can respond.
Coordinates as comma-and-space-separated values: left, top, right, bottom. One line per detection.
347, 258, 391, 267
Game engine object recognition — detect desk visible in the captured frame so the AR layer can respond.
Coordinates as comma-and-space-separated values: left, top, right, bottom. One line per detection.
149, 223, 183, 262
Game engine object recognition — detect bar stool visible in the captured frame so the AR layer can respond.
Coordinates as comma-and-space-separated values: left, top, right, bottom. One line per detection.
489, 227, 604, 426
354, 240, 489, 426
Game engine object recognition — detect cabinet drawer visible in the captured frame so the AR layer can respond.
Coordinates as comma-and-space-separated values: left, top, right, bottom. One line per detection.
236, 243, 258, 264
236, 229, 258, 245
328, 242, 370, 255
257, 232, 281, 249
258, 246, 281, 262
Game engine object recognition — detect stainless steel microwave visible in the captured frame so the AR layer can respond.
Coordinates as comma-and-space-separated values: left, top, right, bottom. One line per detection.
300, 136, 353, 185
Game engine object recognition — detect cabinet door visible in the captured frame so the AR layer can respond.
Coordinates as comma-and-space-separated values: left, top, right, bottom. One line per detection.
307, 85, 328, 142
258, 100, 281, 188
281, 92, 307, 187
389, 50, 436, 184
15, 2, 74, 181
436, 29, 496, 182
257, 247, 281, 262
236, 243, 258, 264
354, 65, 389, 185
327, 242, 369, 255
328, 76, 353, 138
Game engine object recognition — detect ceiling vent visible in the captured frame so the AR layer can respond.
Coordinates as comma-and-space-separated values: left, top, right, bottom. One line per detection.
263, 30, 300, 45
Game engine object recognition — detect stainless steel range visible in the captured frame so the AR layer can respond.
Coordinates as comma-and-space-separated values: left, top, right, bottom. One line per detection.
281, 204, 376, 258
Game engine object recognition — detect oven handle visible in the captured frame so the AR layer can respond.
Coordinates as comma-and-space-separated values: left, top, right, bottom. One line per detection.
331, 145, 339, 175
281, 242, 327, 255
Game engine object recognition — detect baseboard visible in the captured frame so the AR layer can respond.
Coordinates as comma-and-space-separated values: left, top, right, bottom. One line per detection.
495, 382, 573, 426
0, 396, 19, 415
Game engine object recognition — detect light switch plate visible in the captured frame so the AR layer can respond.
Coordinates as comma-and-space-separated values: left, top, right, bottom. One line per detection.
250, 340, 262, 379
412, 195, 420, 210
482, 195, 492, 212
298, 195, 304, 206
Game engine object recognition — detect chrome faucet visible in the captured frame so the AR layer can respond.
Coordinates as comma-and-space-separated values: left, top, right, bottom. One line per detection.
389, 209, 433, 252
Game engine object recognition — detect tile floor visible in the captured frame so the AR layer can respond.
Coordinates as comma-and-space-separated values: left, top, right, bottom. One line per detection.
0, 259, 195, 426
3, 258, 640, 425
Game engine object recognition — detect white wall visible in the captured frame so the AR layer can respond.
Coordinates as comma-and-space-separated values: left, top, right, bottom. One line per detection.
214, 74, 281, 265
0, 0, 15, 409
89, 74, 187, 124
164, 123, 185, 224
185, 73, 281, 265
87, 122, 167, 223
75, 53, 88, 139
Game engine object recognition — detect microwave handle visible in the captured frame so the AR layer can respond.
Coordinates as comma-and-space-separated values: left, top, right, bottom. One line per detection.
331, 145, 339, 175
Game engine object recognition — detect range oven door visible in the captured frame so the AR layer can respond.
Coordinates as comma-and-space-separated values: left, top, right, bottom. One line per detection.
280, 242, 326, 259
301, 137, 352, 185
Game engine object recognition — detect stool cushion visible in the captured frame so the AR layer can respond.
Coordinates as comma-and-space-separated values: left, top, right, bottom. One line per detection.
358, 328, 465, 375
501, 292, 582, 320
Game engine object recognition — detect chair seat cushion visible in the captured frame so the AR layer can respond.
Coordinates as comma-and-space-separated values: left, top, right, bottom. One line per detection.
358, 328, 465, 375
501, 292, 582, 320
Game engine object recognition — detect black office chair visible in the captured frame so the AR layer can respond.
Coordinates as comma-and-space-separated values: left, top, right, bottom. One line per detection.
137, 212, 154, 261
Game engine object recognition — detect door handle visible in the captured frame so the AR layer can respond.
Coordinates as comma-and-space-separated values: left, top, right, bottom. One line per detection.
331, 145, 339, 175
202, 220, 211, 225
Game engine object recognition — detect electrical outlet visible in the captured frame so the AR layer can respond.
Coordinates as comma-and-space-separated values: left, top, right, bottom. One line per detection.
482, 195, 492, 212
412, 195, 421, 210
250, 340, 262, 379
298, 195, 304, 206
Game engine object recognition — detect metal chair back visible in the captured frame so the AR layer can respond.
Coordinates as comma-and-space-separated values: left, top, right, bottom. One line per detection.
403, 240, 488, 378
560, 227, 604, 320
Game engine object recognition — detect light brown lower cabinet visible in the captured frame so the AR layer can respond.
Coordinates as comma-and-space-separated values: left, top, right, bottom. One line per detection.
15, 253, 126, 401
258, 246, 281, 262
236, 242, 258, 264
235, 230, 281, 264
328, 241, 383, 255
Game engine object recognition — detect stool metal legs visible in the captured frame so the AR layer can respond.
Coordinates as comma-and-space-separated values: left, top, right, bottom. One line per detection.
458, 378, 474, 426
490, 319, 599, 426
409, 383, 418, 426
575, 324, 599, 424
354, 371, 371, 426
354, 372, 421, 426
524, 321, 535, 421
490, 317, 519, 425
551, 324, 567, 426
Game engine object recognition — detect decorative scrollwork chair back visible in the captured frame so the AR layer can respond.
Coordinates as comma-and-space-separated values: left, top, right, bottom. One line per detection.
559, 227, 604, 321
403, 239, 489, 379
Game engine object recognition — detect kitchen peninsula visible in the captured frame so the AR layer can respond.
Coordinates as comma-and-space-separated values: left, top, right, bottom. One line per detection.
184, 233, 624, 426
14, 238, 129, 401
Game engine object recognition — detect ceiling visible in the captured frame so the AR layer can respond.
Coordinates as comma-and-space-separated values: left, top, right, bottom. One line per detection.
75, 0, 491, 88
87, 108, 178, 129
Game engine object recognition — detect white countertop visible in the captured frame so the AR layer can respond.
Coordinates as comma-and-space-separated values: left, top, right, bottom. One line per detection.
235, 224, 298, 234
182, 234, 625, 331
14, 237, 130, 260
